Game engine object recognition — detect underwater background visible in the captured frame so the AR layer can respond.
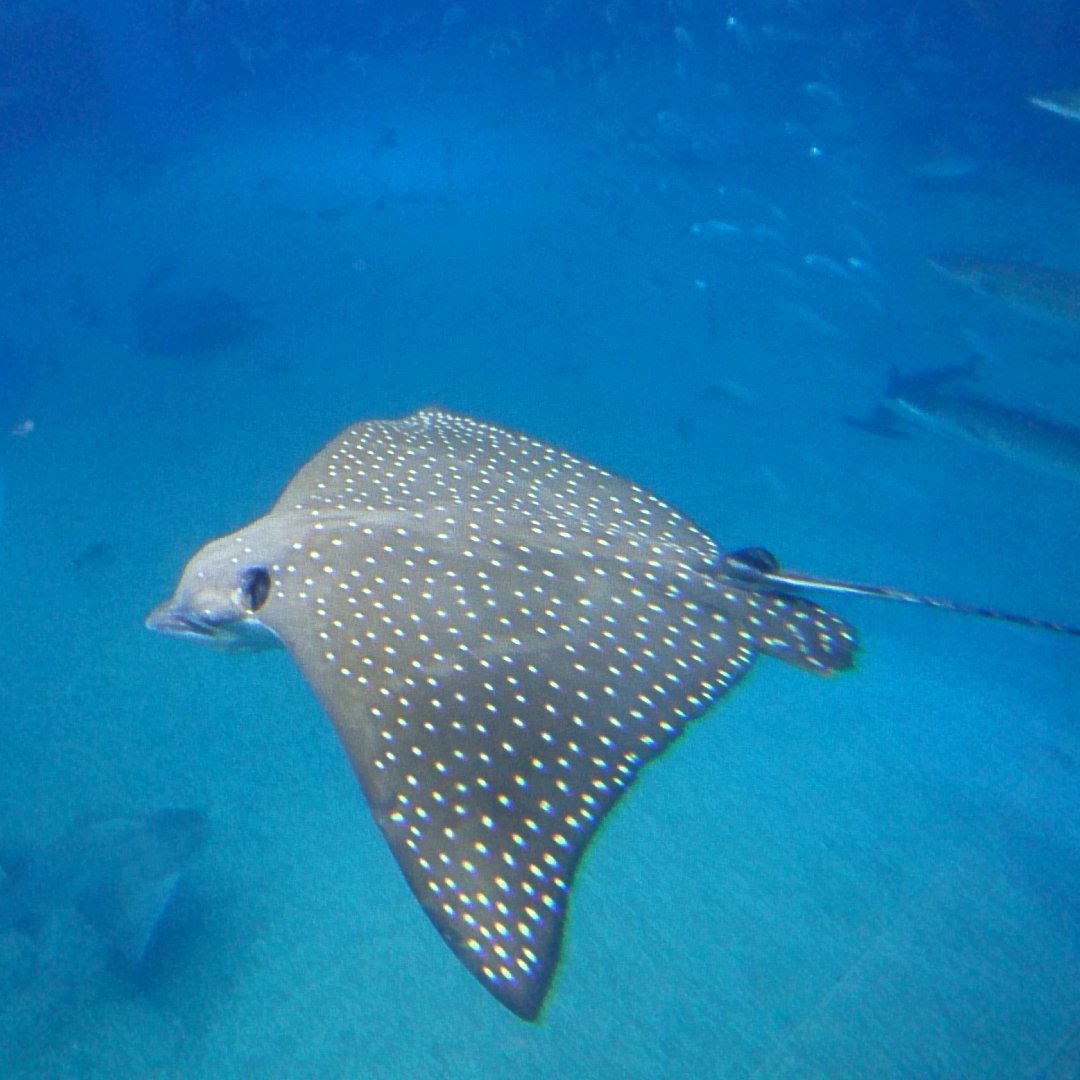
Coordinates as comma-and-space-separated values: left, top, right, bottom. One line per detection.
1, 1, 1079, 1075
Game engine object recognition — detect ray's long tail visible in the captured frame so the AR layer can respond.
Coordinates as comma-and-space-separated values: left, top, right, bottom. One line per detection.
719, 547, 1080, 638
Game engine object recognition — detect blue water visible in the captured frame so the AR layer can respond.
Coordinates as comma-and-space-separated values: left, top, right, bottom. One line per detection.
2, 2, 1079, 1076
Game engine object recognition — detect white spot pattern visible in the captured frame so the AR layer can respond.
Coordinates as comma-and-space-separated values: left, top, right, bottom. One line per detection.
175, 408, 857, 1019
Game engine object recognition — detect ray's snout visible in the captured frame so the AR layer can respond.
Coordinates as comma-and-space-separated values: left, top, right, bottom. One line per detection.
145, 596, 206, 639
146, 582, 283, 651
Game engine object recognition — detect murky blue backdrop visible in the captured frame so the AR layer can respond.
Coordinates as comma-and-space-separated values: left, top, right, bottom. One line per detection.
1, 2, 1079, 1075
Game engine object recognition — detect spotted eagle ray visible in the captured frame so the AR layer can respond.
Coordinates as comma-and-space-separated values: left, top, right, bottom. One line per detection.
146, 408, 1079, 1019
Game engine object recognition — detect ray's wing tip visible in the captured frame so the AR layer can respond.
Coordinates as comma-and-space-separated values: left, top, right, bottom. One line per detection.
416, 883, 559, 1023
491, 975, 548, 1022
826, 648, 858, 674
823, 629, 859, 675
454, 935, 555, 1021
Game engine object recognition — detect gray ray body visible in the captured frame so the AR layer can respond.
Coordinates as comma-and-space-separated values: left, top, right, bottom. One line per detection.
147, 408, 855, 1019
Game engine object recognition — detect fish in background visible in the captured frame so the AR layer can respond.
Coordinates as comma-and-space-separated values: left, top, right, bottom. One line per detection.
0, 809, 207, 975
1028, 89, 1080, 121
847, 356, 1080, 483
929, 255, 1080, 329
71, 540, 117, 573
134, 285, 262, 360
903, 151, 986, 186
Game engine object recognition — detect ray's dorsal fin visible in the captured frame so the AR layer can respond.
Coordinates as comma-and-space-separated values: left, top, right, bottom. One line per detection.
719, 548, 1080, 638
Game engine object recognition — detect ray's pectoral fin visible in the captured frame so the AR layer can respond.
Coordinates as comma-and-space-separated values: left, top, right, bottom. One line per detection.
276, 633, 589, 1018
266, 619, 672, 1015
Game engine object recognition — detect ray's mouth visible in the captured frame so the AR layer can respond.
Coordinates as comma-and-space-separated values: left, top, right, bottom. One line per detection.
145, 601, 218, 640
146, 597, 282, 652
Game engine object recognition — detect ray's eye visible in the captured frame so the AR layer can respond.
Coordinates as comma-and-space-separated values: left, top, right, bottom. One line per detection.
240, 567, 271, 612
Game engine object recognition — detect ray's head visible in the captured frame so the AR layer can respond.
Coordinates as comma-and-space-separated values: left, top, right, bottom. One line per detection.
146, 526, 283, 651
